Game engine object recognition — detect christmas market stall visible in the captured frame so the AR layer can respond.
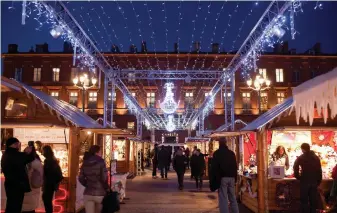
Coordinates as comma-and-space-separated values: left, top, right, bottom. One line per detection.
0, 77, 103, 213
239, 67, 337, 213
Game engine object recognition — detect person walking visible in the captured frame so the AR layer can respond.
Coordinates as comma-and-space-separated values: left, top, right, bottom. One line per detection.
42, 145, 63, 213
293, 143, 322, 213
190, 149, 206, 191
22, 142, 44, 213
191, 146, 198, 179
79, 145, 110, 213
1, 137, 34, 213
211, 138, 239, 213
158, 146, 170, 179
185, 147, 191, 170
151, 144, 159, 179
173, 149, 187, 190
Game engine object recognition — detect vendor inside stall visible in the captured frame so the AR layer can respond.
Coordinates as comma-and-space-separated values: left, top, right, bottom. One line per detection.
270, 145, 290, 171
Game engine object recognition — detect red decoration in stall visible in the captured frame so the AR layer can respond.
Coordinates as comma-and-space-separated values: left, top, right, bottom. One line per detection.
244, 133, 257, 165
311, 130, 336, 151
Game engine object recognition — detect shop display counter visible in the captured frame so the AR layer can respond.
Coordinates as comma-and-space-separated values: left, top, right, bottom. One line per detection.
240, 175, 333, 213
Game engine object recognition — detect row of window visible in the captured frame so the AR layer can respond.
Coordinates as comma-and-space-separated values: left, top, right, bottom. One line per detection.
49, 90, 285, 110
14, 67, 314, 83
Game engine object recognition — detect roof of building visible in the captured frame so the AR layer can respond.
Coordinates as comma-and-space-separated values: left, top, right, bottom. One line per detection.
1, 77, 103, 129
241, 97, 294, 132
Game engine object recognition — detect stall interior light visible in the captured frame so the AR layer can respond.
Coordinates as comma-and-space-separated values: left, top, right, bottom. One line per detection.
87, 131, 92, 135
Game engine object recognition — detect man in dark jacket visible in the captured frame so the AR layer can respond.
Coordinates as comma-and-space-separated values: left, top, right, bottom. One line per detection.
293, 143, 322, 213
173, 149, 187, 190
151, 144, 159, 179
211, 138, 239, 213
158, 146, 170, 179
1, 137, 34, 213
190, 149, 206, 191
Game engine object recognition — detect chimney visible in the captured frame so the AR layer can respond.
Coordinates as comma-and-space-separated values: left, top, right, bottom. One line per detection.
273, 43, 282, 54
111, 44, 120, 53
129, 44, 137, 53
8, 44, 18, 53
193, 41, 200, 52
29, 46, 35, 53
63, 42, 73, 53
313, 42, 321, 55
290, 48, 296, 55
174, 43, 178, 53
141, 41, 147, 53
282, 41, 289, 54
211, 43, 219, 53
36, 43, 49, 53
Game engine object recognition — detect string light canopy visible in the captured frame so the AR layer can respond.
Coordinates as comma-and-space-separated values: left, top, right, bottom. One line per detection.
160, 82, 179, 115
165, 115, 176, 132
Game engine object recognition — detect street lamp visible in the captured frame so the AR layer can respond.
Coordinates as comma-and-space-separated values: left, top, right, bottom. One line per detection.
73, 73, 97, 112
246, 75, 271, 114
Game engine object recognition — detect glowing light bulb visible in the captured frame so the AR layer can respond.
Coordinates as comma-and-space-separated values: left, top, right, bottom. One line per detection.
91, 77, 97, 85
73, 77, 79, 85
247, 79, 252, 86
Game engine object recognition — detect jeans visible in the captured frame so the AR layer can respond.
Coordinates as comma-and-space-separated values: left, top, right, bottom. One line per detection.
300, 182, 318, 213
152, 160, 157, 177
218, 177, 239, 213
4, 184, 25, 213
161, 166, 168, 178
176, 172, 184, 188
42, 186, 55, 213
195, 175, 203, 189
84, 195, 104, 213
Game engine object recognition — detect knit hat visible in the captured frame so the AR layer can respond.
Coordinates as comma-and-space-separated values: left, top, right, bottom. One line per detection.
6, 137, 20, 148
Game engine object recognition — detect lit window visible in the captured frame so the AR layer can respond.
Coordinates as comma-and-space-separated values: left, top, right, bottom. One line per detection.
127, 122, 135, 130
260, 92, 268, 111
33, 68, 41, 82
147, 92, 156, 108
185, 92, 193, 107
50, 91, 59, 99
15, 68, 23, 81
259, 68, 267, 79
53, 68, 60, 82
277, 92, 285, 104
69, 92, 78, 106
275, 68, 284, 82
205, 92, 212, 97
242, 92, 251, 112
128, 73, 136, 82
108, 92, 117, 102
88, 92, 97, 109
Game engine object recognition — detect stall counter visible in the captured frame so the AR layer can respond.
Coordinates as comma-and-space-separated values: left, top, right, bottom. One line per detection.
240, 175, 333, 213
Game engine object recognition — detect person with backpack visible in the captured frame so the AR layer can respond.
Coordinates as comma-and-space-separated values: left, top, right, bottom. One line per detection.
22, 142, 44, 213
79, 145, 110, 213
42, 145, 63, 213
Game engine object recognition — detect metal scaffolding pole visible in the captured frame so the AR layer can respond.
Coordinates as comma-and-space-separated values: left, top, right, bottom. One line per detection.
103, 75, 108, 127
110, 80, 115, 127
137, 114, 143, 138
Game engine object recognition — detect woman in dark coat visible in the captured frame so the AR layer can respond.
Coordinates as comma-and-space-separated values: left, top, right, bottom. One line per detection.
173, 149, 186, 190
190, 149, 206, 191
42, 146, 63, 213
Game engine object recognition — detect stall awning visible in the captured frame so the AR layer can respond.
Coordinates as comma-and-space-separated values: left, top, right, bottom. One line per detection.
209, 130, 252, 138
1, 77, 103, 129
241, 97, 294, 131
185, 137, 210, 143
293, 67, 337, 125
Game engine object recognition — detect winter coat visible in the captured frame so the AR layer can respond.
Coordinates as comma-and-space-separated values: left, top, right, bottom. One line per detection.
1, 147, 35, 193
22, 158, 43, 211
43, 157, 63, 192
78, 155, 109, 196
332, 165, 337, 180
151, 147, 159, 163
158, 149, 170, 168
173, 155, 187, 174
190, 154, 206, 177
211, 145, 238, 181
293, 151, 322, 184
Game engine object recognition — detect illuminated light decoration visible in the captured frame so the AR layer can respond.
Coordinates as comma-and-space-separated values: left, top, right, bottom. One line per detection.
143, 119, 151, 130
191, 119, 198, 130
124, 95, 138, 115
166, 115, 176, 132
50, 26, 63, 38
22, 0, 27, 25
160, 83, 179, 114
272, 25, 286, 39
289, 5, 296, 40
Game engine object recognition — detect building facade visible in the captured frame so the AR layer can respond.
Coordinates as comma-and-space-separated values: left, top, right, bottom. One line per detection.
2, 43, 337, 142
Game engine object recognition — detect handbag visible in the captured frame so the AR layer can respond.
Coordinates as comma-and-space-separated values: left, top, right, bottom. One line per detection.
101, 190, 120, 213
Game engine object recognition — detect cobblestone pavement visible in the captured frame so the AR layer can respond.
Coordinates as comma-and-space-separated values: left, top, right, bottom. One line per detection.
117, 170, 253, 213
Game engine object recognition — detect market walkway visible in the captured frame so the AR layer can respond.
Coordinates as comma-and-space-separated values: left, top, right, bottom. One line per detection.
117, 170, 253, 213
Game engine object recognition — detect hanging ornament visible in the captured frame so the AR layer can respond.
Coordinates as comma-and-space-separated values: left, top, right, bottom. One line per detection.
165, 115, 176, 132
160, 82, 179, 114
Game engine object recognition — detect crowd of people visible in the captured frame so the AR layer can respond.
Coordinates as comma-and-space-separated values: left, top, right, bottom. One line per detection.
1, 138, 63, 213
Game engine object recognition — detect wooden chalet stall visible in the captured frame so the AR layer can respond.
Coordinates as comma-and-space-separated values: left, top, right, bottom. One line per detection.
0, 77, 103, 213
239, 67, 337, 213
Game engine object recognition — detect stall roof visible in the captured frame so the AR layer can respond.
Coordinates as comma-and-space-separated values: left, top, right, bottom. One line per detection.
241, 97, 294, 131
1, 77, 103, 129
209, 130, 252, 138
